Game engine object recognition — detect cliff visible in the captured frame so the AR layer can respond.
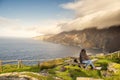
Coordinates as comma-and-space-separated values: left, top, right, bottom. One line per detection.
45, 25, 120, 52
33, 34, 54, 40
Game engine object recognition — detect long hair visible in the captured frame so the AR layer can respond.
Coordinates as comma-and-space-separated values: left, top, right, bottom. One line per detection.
80, 49, 86, 56
79, 49, 86, 63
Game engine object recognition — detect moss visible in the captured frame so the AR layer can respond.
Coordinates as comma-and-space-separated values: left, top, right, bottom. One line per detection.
39, 58, 64, 70
55, 71, 72, 80
0, 53, 120, 80
22, 72, 54, 80
96, 59, 111, 70
0, 65, 40, 73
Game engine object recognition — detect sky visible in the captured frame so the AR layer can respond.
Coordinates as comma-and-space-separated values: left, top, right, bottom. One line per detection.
0, 0, 74, 38
60, 0, 120, 31
0, 0, 120, 38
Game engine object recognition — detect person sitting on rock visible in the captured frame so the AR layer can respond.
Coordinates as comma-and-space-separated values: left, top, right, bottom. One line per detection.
79, 49, 95, 69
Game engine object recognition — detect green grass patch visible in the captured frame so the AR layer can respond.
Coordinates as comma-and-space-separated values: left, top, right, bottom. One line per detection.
0, 54, 120, 80
0, 64, 40, 73
96, 59, 111, 70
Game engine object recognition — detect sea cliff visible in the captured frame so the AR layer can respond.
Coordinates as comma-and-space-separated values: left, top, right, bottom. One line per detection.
35, 25, 120, 52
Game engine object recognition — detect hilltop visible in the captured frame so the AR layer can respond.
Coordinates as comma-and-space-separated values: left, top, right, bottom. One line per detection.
0, 51, 120, 80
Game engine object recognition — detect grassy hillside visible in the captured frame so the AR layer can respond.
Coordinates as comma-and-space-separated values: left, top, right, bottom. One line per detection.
0, 51, 120, 80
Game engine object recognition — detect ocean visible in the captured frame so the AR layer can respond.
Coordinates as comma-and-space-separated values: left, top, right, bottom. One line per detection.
0, 38, 102, 65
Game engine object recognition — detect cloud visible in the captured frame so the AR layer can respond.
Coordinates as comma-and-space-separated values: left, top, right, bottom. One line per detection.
0, 28, 39, 38
0, 17, 41, 37
0, 17, 20, 27
60, 0, 120, 31
27, 19, 71, 34
0, 16, 71, 37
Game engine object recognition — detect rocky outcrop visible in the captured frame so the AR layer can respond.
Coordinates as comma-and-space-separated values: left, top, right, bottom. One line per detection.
0, 72, 38, 80
45, 25, 120, 52
33, 34, 54, 40
107, 62, 119, 74
76, 77, 103, 80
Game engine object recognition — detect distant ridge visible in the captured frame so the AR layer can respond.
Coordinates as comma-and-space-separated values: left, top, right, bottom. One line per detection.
44, 25, 120, 52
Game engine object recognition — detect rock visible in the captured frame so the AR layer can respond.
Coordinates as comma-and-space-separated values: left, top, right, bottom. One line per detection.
76, 77, 103, 80
0, 76, 30, 80
45, 26, 120, 52
100, 71, 111, 77
0, 72, 38, 80
19, 77, 30, 80
107, 63, 119, 74
60, 66, 66, 72
95, 67, 102, 70
40, 69, 49, 76
53, 77, 63, 80
95, 54, 104, 57
108, 68, 117, 73
64, 57, 80, 66
40, 69, 48, 73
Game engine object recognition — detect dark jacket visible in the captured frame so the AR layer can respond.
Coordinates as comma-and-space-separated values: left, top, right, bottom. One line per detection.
79, 52, 90, 63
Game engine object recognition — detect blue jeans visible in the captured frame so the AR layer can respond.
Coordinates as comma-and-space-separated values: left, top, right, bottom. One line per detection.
82, 60, 95, 69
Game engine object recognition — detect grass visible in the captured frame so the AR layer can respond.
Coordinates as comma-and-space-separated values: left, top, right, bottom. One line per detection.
0, 53, 120, 80
52, 65, 102, 80
0, 64, 40, 73
40, 58, 64, 70
96, 59, 112, 70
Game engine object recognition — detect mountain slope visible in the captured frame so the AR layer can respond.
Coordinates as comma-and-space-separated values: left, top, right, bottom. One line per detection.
45, 25, 120, 52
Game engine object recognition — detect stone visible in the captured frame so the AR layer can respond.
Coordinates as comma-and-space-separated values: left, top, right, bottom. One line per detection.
76, 77, 103, 80
40, 70, 49, 76
53, 77, 63, 80
0, 76, 30, 80
100, 70, 113, 77
0, 72, 38, 80
95, 67, 102, 70
107, 63, 119, 74
60, 66, 66, 72
95, 53, 104, 57
19, 77, 30, 80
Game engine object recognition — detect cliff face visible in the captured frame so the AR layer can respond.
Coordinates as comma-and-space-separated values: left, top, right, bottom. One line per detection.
45, 25, 120, 52
33, 34, 54, 40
